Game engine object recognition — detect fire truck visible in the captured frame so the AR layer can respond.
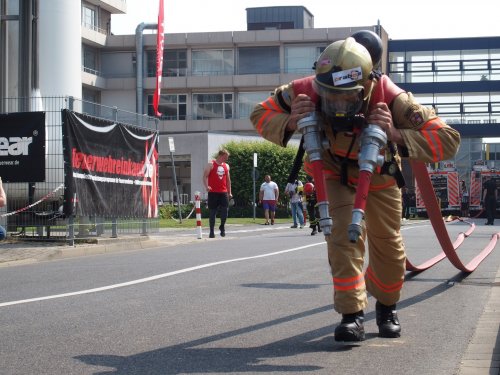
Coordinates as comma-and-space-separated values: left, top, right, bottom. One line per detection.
415, 162, 460, 216
468, 162, 500, 215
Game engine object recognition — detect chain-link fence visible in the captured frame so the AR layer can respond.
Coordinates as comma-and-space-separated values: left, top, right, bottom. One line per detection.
0, 96, 159, 244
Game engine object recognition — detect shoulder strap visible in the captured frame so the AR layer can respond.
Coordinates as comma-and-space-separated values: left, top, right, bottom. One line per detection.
292, 76, 319, 104
369, 75, 405, 111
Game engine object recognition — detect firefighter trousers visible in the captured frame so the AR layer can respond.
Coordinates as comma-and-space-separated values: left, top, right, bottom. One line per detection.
326, 178, 406, 315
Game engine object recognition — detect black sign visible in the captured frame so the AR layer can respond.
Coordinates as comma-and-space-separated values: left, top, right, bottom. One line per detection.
0, 112, 45, 182
62, 109, 159, 218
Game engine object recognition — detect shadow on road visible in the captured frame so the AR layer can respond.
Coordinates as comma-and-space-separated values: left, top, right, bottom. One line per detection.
75, 274, 473, 374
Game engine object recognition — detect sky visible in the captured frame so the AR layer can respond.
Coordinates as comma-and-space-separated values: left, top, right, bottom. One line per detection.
111, 0, 499, 39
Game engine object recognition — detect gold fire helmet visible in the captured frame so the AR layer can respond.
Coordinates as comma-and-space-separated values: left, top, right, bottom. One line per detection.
313, 37, 373, 95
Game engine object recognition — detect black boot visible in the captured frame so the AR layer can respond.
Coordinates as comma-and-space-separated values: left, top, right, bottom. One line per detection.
376, 301, 401, 338
219, 224, 225, 237
334, 311, 365, 342
311, 225, 317, 236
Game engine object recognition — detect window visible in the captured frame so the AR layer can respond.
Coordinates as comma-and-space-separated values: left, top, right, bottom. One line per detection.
284, 45, 324, 74
82, 5, 97, 30
192, 49, 234, 76
238, 92, 270, 119
82, 88, 100, 116
164, 50, 187, 77
238, 47, 279, 74
146, 50, 187, 77
82, 45, 98, 74
147, 94, 186, 120
192, 93, 233, 119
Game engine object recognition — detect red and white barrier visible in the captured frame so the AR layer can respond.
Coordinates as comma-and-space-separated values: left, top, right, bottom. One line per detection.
194, 191, 202, 239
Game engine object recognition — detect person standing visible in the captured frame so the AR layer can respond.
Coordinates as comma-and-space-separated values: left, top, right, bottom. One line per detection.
250, 32, 460, 341
482, 177, 498, 225
460, 180, 469, 218
259, 175, 279, 225
401, 187, 410, 220
304, 175, 321, 235
285, 179, 304, 229
0, 177, 6, 240
203, 149, 232, 238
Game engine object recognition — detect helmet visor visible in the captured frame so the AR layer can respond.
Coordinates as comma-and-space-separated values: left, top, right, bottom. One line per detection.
314, 84, 364, 117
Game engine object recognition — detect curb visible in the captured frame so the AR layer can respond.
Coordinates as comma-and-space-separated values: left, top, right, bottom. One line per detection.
0, 235, 200, 267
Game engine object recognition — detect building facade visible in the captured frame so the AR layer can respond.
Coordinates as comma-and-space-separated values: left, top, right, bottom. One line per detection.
1, 2, 499, 201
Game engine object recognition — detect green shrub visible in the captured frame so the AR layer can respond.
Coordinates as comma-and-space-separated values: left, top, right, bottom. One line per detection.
218, 140, 306, 208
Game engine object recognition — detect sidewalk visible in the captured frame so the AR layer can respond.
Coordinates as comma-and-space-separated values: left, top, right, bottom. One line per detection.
0, 230, 199, 267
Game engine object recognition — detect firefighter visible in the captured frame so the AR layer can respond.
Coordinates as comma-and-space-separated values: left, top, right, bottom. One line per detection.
250, 31, 460, 342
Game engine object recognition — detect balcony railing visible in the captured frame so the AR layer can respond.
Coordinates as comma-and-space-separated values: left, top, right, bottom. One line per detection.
82, 21, 108, 35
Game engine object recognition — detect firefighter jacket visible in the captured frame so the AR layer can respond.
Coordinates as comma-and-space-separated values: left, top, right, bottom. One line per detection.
250, 75, 461, 191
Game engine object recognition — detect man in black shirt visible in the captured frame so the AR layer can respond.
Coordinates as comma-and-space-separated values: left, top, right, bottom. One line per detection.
482, 177, 498, 225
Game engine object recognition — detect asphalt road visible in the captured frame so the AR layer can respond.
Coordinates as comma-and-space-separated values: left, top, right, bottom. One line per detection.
0, 220, 499, 375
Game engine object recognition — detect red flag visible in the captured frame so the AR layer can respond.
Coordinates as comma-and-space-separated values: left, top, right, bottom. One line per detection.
153, 0, 165, 117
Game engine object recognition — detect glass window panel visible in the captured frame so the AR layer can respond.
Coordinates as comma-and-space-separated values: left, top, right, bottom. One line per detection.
224, 103, 233, 119
462, 49, 489, 59
463, 93, 489, 102
490, 49, 500, 59
285, 45, 323, 74
406, 51, 433, 62
407, 71, 433, 83
389, 72, 405, 83
83, 46, 98, 72
463, 60, 488, 70
192, 93, 232, 119
238, 92, 269, 119
434, 50, 460, 61
436, 71, 461, 82
463, 70, 490, 81
463, 103, 488, 113
388, 52, 405, 63
491, 59, 500, 80
192, 49, 234, 76
407, 61, 432, 71
147, 94, 187, 120
413, 94, 434, 105
435, 60, 460, 71
389, 62, 405, 72
238, 47, 279, 74
435, 93, 461, 103
435, 103, 461, 114
491, 92, 500, 101
82, 6, 96, 28
164, 49, 187, 77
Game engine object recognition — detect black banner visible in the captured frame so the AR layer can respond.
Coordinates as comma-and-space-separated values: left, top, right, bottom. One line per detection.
0, 112, 45, 182
62, 109, 159, 218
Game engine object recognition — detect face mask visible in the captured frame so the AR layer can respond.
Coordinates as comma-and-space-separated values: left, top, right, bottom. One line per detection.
320, 89, 364, 118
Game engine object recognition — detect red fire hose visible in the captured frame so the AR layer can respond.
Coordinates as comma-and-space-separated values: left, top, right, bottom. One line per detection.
407, 160, 499, 272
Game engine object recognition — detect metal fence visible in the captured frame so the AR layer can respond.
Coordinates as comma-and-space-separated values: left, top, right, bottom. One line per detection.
0, 96, 160, 243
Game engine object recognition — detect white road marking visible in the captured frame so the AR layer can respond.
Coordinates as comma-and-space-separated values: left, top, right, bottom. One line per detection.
0, 242, 325, 308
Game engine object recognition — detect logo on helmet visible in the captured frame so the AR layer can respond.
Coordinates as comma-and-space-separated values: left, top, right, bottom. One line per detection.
318, 58, 332, 67
331, 67, 363, 87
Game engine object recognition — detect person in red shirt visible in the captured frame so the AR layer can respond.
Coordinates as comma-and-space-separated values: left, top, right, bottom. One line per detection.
203, 149, 232, 238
